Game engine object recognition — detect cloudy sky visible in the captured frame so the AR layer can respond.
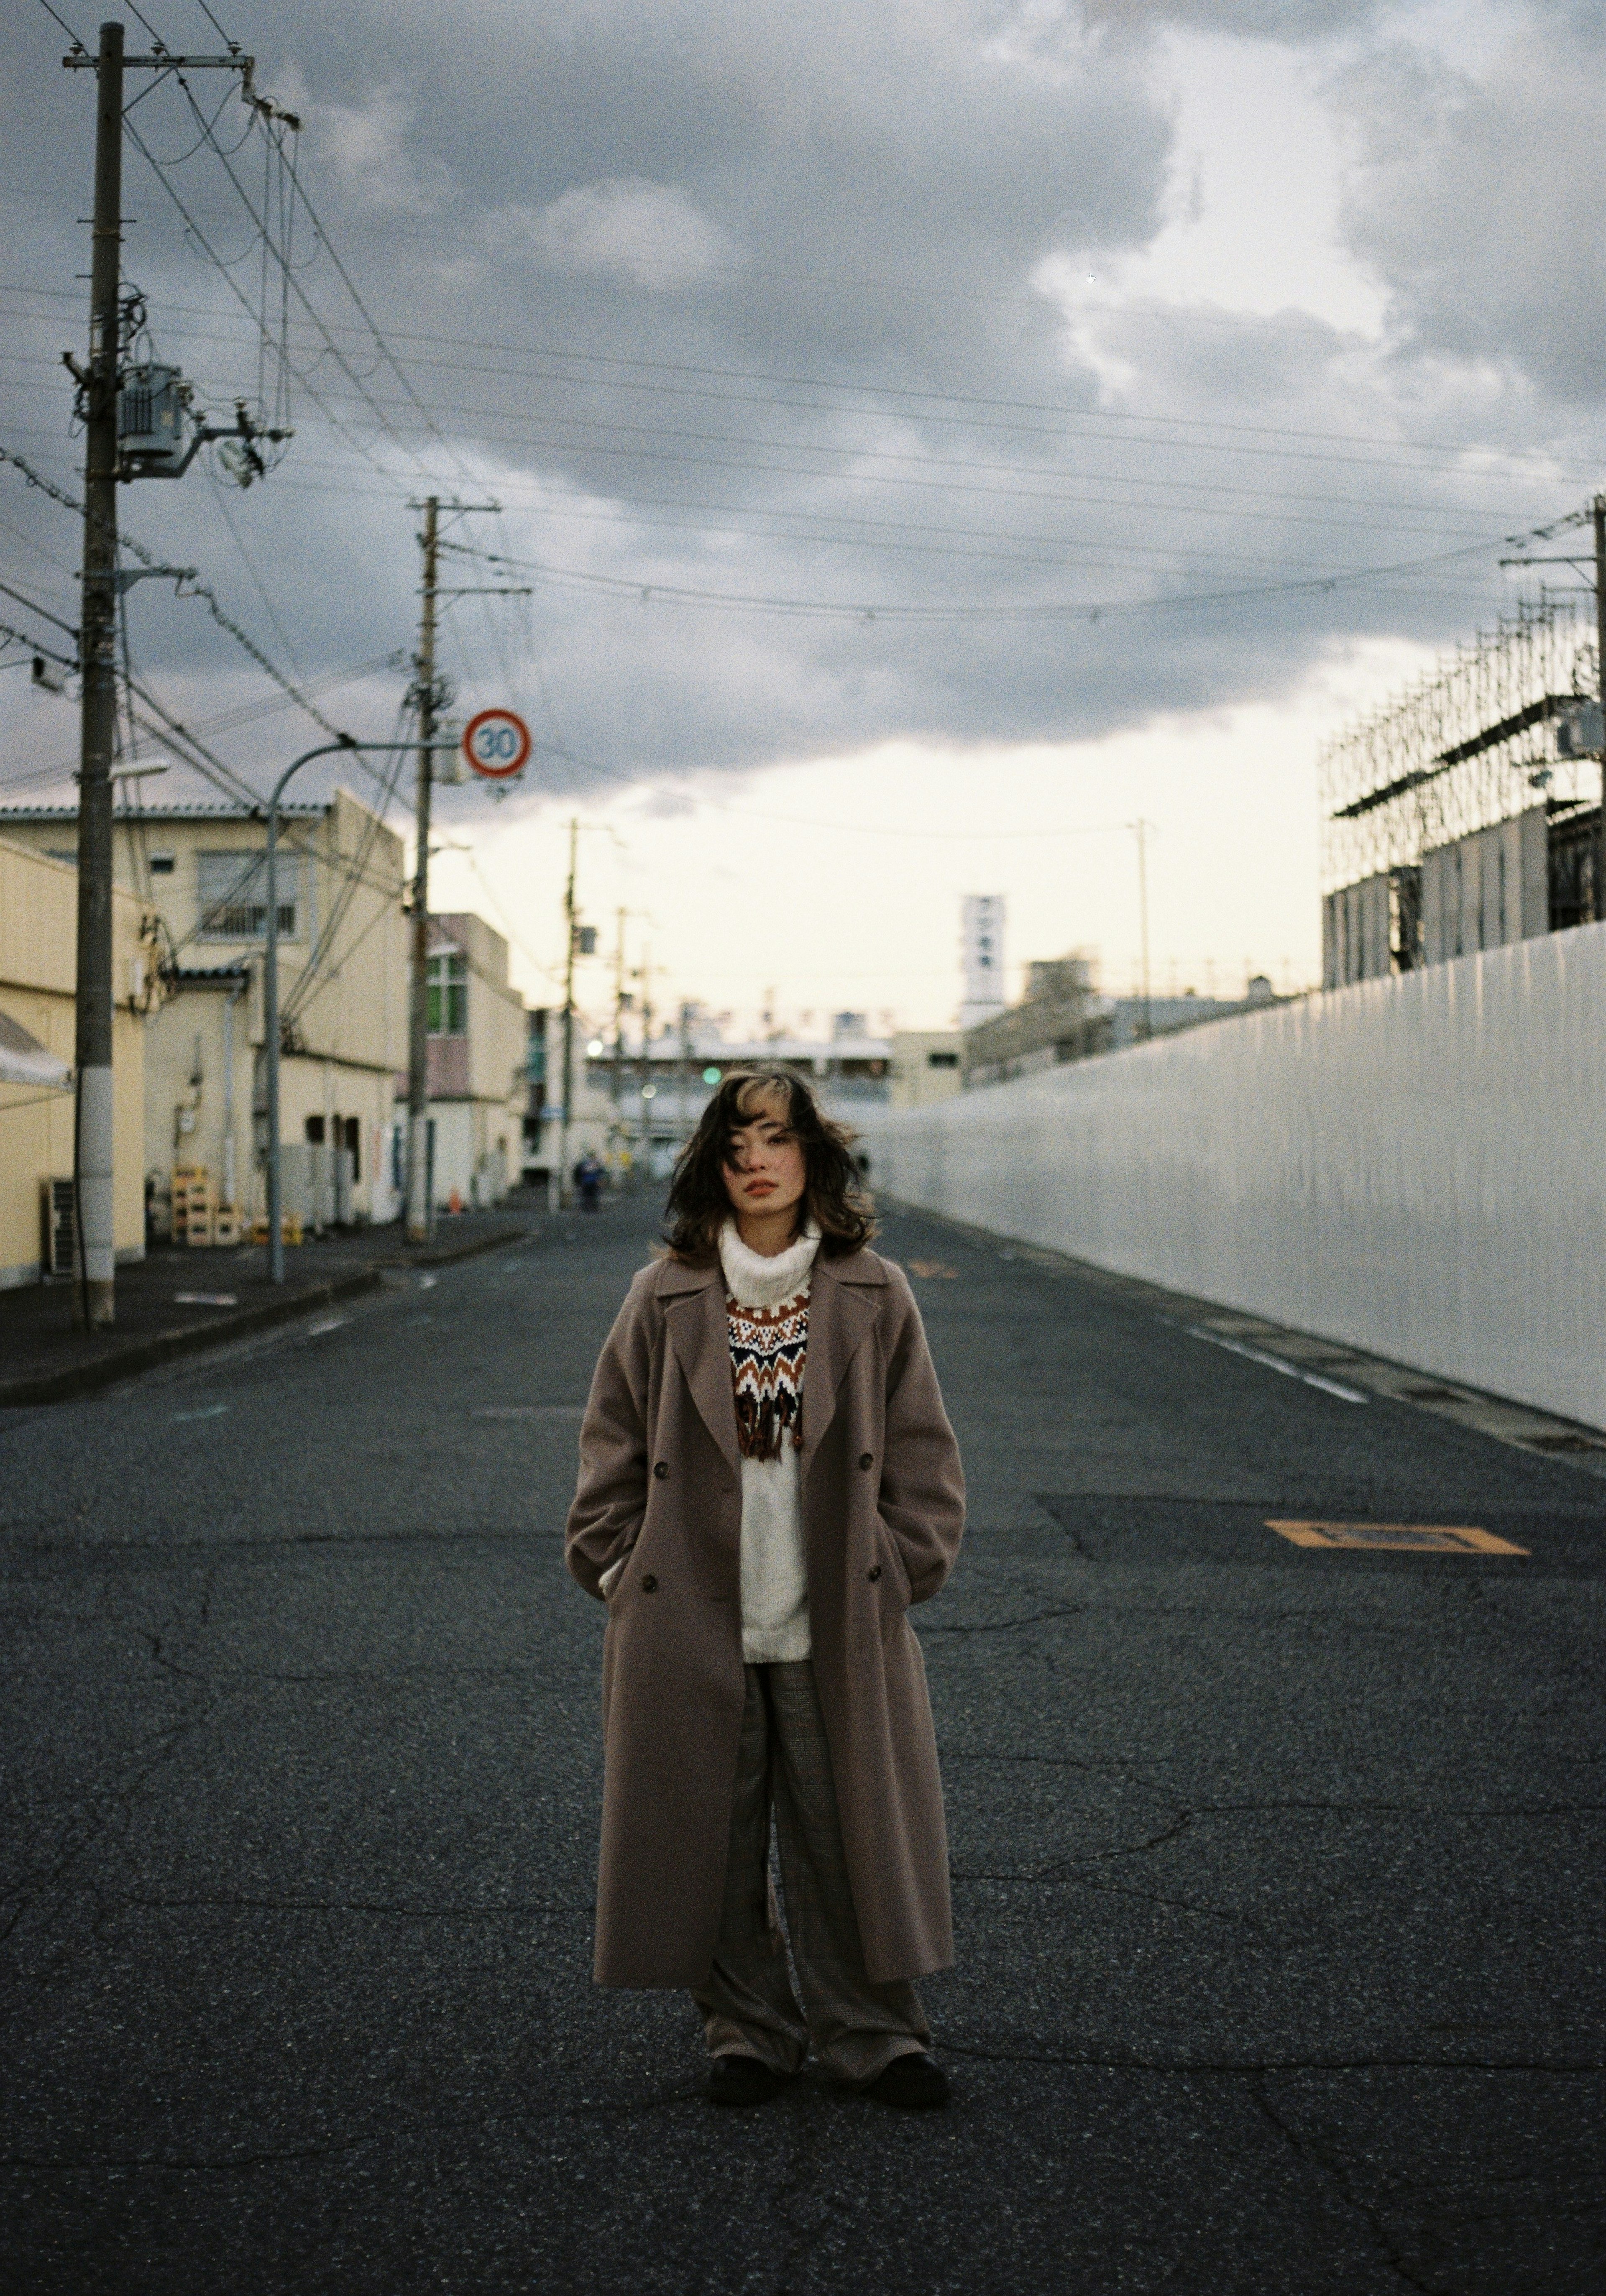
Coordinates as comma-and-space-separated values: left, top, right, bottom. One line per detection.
2, 0, 1602, 1028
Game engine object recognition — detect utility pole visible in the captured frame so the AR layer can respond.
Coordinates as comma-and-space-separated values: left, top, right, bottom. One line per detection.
558, 816, 579, 1207
678, 999, 695, 1144
70, 20, 125, 1326
612, 906, 628, 1176
1594, 495, 1606, 925
404, 496, 439, 1243
1132, 818, 1153, 1041
61, 30, 275, 1320
636, 949, 655, 1171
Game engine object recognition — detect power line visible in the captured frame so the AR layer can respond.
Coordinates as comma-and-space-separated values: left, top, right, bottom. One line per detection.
426, 533, 1502, 626
0, 438, 357, 743
4, 280, 1591, 484
4, 374, 1510, 570
1, 278, 1573, 475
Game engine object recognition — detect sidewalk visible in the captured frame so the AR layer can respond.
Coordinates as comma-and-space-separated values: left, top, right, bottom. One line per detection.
0, 1204, 535, 1409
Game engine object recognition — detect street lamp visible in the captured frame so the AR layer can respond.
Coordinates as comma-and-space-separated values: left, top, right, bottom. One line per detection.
264, 740, 420, 1283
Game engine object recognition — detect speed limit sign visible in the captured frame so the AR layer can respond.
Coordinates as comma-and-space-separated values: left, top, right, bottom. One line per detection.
462, 708, 532, 781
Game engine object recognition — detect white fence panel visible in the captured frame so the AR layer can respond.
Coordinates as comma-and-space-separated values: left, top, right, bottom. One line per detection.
853, 923, 1606, 1430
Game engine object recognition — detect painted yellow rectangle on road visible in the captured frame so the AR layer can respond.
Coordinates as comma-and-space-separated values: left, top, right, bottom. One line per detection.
1267, 1521, 1528, 1555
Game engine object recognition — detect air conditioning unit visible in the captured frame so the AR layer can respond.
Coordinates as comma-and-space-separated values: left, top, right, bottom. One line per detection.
1555, 701, 1604, 759
41, 1176, 77, 1278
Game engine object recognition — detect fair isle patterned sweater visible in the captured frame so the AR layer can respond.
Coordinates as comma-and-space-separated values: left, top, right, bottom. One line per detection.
719, 1218, 821, 1663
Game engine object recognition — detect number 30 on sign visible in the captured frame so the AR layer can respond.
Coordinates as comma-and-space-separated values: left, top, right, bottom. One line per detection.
462, 708, 532, 780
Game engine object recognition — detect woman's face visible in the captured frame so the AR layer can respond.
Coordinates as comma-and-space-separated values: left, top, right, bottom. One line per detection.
721, 1090, 808, 1230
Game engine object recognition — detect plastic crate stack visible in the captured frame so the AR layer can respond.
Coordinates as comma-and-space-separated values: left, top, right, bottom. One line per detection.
172, 1164, 213, 1248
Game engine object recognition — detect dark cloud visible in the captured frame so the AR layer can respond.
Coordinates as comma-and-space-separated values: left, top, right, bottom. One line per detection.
1334, 22, 1606, 402
1080, 0, 1385, 36
0, 0, 1599, 818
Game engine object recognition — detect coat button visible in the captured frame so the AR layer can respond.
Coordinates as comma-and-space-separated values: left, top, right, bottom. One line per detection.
653, 1461, 669, 1480
641, 1573, 658, 1592
859, 1452, 874, 1470
867, 1564, 882, 1583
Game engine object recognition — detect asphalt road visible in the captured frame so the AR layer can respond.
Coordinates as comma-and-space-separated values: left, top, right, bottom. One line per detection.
2, 1201, 1602, 2295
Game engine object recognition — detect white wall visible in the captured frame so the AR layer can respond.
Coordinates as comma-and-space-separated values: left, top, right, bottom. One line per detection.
856, 923, 1606, 1432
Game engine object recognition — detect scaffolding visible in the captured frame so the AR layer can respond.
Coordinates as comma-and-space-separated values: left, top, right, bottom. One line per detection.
1318, 597, 1600, 895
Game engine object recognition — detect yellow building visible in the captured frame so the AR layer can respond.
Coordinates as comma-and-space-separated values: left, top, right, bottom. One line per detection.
0, 790, 409, 1238
0, 837, 148, 1289
889, 1030, 964, 1110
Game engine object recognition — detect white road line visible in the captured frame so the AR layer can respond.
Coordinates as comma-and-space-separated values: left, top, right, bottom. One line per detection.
1186, 1326, 1368, 1405
305, 1316, 349, 1338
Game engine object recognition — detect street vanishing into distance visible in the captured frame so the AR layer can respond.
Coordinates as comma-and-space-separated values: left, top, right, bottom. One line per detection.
3, 1202, 1603, 2295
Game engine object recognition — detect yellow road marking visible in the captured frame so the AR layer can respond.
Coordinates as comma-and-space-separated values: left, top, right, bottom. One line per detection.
1267, 1521, 1528, 1556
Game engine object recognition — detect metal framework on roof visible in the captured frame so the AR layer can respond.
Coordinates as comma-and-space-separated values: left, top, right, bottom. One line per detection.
1317, 596, 1599, 893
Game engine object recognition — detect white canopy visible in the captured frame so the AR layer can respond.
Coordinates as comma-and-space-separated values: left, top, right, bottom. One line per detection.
0, 1008, 71, 1089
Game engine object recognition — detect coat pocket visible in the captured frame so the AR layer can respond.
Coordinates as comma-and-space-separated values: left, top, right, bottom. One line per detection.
599, 1544, 635, 1604
872, 1516, 914, 1617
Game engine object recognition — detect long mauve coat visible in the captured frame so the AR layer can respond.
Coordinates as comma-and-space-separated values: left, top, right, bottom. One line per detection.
565, 1244, 966, 1988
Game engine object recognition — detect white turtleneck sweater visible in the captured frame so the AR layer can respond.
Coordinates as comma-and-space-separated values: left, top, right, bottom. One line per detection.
719, 1217, 820, 1664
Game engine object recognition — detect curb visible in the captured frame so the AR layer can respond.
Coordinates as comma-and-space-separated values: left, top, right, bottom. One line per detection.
0, 1223, 529, 1411
402, 1222, 529, 1271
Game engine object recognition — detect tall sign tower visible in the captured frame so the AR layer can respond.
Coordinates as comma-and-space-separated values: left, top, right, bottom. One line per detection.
959, 895, 1007, 1028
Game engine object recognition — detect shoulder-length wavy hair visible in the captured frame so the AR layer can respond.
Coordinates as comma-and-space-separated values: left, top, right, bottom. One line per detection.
662, 1068, 875, 1262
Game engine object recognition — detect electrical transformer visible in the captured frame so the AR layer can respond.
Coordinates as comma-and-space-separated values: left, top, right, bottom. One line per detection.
118, 364, 191, 475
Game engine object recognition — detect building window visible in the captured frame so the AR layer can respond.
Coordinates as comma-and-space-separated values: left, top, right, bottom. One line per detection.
926, 1050, 959, 1069
197, 849, 299, 941
149, 853, 176, 876
428, 949, 467, 1034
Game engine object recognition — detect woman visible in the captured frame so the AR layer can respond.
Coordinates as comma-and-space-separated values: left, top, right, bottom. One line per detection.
565, 1069, 966, 2108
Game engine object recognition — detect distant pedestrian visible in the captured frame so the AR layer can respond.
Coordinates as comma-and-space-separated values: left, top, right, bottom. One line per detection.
565, 1068, 965, 2109
573, 1151, 604, 1212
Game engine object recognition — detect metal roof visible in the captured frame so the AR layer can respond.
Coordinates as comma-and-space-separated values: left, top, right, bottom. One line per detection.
0, 801, 325, 823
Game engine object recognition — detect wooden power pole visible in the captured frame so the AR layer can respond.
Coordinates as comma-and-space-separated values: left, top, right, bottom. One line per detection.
558, 816, 578, 1206
405, 496, 439, 1244
1594, 494, 1606, 923
70, 20, 126, 1326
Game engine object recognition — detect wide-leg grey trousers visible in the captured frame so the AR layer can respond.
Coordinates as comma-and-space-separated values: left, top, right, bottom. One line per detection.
691, 1659, 930, 2086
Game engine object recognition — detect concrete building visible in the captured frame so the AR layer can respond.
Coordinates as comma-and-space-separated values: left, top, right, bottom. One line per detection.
889, 1030, 963, 1109
962, 954, 1111, 1088
422, 913, 527, 1209
959, 895, 1007, 1029
0, 837, 148, 1287
1105, 978, 1281, 1049
0, 790, 410, 1237
521, 1010, 898, 1190
520, 1007, 624, 1193
1322, 811, 1556, 988
1318, 604, 1603, 990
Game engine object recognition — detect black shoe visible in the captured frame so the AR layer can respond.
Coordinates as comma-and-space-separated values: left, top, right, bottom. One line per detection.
864, 2051, 950, 2109
708, 2053, 787, 2107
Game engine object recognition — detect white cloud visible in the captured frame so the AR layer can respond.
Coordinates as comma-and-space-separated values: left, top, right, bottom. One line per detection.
305, 86, 456, 217
507, 178, 740, 291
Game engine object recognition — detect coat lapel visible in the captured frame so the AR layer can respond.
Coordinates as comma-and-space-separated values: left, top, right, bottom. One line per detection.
800, 1254, 882, 1476
661, 1263, 742, 1479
